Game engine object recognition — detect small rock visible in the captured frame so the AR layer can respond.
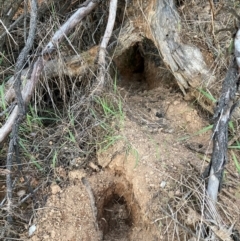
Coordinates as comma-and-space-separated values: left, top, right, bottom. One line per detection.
168, 191, 174, 198
188, 237, 197, 241
160, 181, 166, 188
50, 184, 61, 195
43, 235, 50, 239
29, 224, 36, 236
69, 157, 84, 168
88, 162, 100, 171
17, 189, 26, 197
175, 189, 181, 196
51, 230, 56, 238
185, 114, 192, 122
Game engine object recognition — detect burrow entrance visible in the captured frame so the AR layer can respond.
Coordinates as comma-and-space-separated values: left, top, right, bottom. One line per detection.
96, 179, 140, 240
114, 38, 176, 91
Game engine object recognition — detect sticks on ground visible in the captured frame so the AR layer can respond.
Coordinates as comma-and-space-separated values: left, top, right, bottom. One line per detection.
2, 0, 101, 234
94, 0, 118, 93
82, 178, 99, 231
202, 27, 240, 239
6, 0, 38, 225
0, 0, 100, 144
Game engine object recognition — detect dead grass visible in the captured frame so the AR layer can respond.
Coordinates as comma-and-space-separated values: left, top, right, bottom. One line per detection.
178, 0, 240, 98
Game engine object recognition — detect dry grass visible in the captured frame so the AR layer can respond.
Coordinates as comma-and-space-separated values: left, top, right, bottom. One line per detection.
151, 166, 240, 241
0, 1, 126, 238
178, 0, 240, 97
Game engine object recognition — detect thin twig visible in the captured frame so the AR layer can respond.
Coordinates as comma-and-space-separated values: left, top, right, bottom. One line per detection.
0, 19, 18, 46
0, 15, 24, 42
158, 206, 206, 241
0, 0, 100, 144
93, 0, 118, 93
0, 103, 16, 117
81, 177, 99, 230
18, 184, 42, 206
208, 0, 216, 44
6, 0, 38, 226
43, 0, 100, 56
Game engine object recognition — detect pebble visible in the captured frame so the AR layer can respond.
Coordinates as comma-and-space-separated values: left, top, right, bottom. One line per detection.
160, 181, 166, 188
50, 184, 61, 195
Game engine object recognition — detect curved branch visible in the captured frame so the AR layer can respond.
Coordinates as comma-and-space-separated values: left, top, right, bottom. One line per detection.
0, 0, 100, 144
95, 0, 118, 91
148, 0, 215, 93
43, 0, 100, 55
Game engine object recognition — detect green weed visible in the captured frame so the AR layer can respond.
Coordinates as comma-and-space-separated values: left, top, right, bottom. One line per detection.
93, 92, 125, 152
98, 135, 122, 152
19, 138, 43, 171
197, 88, 216, 103
125, 144, 140, 167
95, 96, 124, 121
131, 147, 140, 167
228, 120, 235, 134
231, 151, 240, 173
179, 124, 213, 141
67, 129, 76, 143
0, 84, 6, 111
51, 150, 58, 169
18, 105, 61, 171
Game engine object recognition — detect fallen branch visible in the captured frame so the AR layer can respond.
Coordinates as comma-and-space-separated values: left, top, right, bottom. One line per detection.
6, 0, 38, 224
3, 22, 141, 104
202, 27, 240, 239
4, 47, 99, 104
204, 59, 238, 201
43, 0, 100, 56
94, 0, 118, 93
0, 0, 100, 144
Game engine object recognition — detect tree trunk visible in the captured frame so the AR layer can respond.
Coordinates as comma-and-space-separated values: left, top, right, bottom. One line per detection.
116, 0, 215, 96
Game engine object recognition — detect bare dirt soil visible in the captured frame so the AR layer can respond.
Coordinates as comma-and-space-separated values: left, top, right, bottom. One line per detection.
26, 75, 240, 241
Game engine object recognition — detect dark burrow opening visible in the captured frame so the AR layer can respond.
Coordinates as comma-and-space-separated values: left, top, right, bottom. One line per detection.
101, 194, 132, 240
114, 38, 177, 92
97, 181, 140, 241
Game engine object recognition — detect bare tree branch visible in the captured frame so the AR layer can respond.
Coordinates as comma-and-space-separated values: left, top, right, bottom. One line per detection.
5, 0, 38, 225
14, 0, 38, 116
201, 26, 240, 240
94, 0, 118, 93
0, 0, 100, 144
43, 0, 100, 55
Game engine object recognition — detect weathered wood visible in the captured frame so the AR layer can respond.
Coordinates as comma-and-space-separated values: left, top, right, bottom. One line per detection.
148, 0, 215, 94
96, 0, 118, 91
3, 22, 141, 105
